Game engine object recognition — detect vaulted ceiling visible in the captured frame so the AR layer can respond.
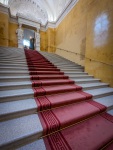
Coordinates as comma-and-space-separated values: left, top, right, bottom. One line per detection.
0, 0, 72, 25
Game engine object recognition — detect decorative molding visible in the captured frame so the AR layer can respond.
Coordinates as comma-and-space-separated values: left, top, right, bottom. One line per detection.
40, 25, 47, 32
17, 14, 40, 30
9, 0, 48, 25
16, 24, 24, 48
40, 0, 79, 30
0, 3, 9, 15
40, 21, 56, 31
55, 0, 79, 27
9, 16, 18, 24
0, 0, 79, 31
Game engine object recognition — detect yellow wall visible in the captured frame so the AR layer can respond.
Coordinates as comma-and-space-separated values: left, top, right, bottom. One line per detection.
55, 0, 87, 66
0, 12, 9, 46
55, 0, 113, 87
0, 11, 18, 47
9, 22, 18, 47
40, 30, 46, 51
46, 28, 56, 53
85, 0, 113, 87
40, 28, 56, 52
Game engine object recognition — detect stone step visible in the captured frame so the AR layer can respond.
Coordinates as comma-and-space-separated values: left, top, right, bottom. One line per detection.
0, 101, 107, 149
0, 61, 27, 64
0, 99, 37, 121
78, 82, 109, 90
0, 57, 25, 59
16, 114, 113, 150
16, 139, 46, 150
107, 109, 113, 115
58, 66, 83, 69
40, 54, 74, 61
60, 68, 84, 72
94, 95, 113, 111
66, 72, 88, 75
0, 78, 102, 91
0, 85, 112, 104
70, 75, 93, 79
0, 67, 28, 71
0, 89, 112, 122
0, 56, 25, 58
0, 74, 92, 82
0, 81, 32, 91
48, 60, 74, 63
0, 67, 83, 72
0, 57, 26, 59
73, 78, 100, 83
54, 64, 79, 67
0, 56, 24, 59
0, 48, 113, 150
0, 71, 29, 76
49, 61, 75, 64
0, 71, 88, 77
85, 87, 113, 98
0, 64, 28, 67
0, 114, 43, 150
0, 66, 84, 71
0, 67, 59, 71
0, 89, 34, 102
65, 71, 86, 75
0, 76, 31, 82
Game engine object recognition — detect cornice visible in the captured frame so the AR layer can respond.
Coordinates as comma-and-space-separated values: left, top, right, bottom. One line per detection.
0, 3, 9, 15
0, 0, 79, 30
17, 14, 40, 30
40, 0, 79, 31
55, 0, 79, 27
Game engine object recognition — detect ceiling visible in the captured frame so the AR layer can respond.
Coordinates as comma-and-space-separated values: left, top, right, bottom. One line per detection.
0, 0, 72, 25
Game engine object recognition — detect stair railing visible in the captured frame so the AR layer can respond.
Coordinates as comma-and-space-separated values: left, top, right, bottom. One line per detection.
47, 46, 113, 67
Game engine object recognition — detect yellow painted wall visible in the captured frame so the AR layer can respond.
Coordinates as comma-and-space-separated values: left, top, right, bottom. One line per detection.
55, 0, 113, 87
46, 28, 56, 53
40, 28, 56, 52
9, 22, 18, 47
0, 12, 9, 46
0, 11, 18, 47
40, 30, 47, 51
85, 0, 113, 87
55, 0, 87, 66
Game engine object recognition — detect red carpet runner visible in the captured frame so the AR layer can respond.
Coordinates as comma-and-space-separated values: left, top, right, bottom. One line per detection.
25, 49, 113, 150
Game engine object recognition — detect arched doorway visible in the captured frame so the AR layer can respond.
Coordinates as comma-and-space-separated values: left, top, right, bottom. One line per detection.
16, 14, 41, 51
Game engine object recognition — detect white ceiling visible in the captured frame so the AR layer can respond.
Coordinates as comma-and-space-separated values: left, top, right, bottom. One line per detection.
0, 0, 72, 25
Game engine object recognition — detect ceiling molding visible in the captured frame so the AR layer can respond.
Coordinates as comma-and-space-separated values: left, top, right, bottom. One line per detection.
9, 15, 18, 24
8, 0, 48, 25
0, 3, 9, 15
17, 13, 40, 30
55, 0, 79, 27
40, 0, 79, 30
0, 0, 79, 30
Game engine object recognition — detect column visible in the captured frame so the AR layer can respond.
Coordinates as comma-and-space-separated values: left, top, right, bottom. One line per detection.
16, 24, 24, 48
35, 30, 40, 51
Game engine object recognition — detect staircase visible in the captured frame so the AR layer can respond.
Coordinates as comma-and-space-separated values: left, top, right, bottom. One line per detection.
0, 46, 113, 150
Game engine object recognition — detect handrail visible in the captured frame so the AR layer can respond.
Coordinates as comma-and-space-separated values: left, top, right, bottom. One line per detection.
48, 46, 113, 67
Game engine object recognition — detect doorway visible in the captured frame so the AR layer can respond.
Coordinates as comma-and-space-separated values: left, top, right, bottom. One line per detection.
23, 28, 35, 50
